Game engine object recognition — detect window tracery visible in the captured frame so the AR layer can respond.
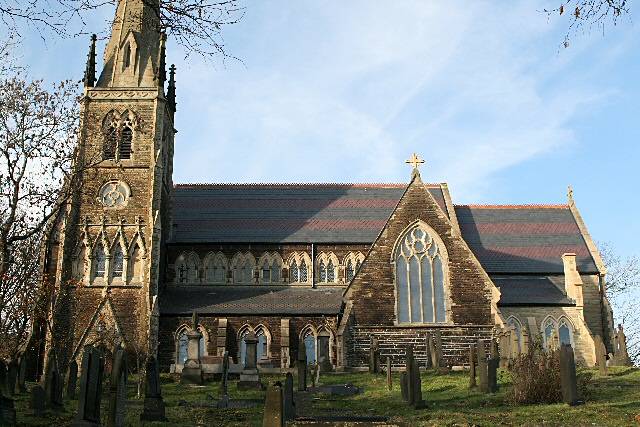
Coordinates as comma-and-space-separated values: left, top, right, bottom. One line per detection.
258, 252, 283, 284
175, 252, 200, 284
102, 110, 138, 161
541, 316, 574, 350
289, 252, 311, 284
316, 252, 338, 283
344, 252, 365, 282
394, 222, 448, 324
111, 245, 124, 279
92, 243, 107, 280
204, 252, 227, 284
231, 252, 256, 284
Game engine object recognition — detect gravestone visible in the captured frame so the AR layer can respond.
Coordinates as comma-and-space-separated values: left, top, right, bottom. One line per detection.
612, 324, 633, 366
44, 355, 63, 409
72, 346, 104, 427
296, 339, 307, 392
594, 335, 608, 376
369, 336, 380, 374
263, 383, 284, 427
317, 331, 332, 372
29, 385, 45, 417
430, 332, 441, 370
477, 340, 489, 394
181, 311, 204, 385
410, 358, 425, 409
487, 357, 498, 393
400, 372, 408, 401
424, 333, 433, 369
0, 361, 7, 397
386, 357, 392, 391
17, 355, 26, 393
66, 360, 78, 399
140, 356, 167, 422
7, 360, 18, 396
309, 364, 319, 387
283, 373, 295, 421
468, 344, 477, 388
238, 331, 264, 390
404, 346, 415, 405
559, 344, 579, 406
220, 351, 230, 396
107, 348, 127, 427
491, 339, 499, 360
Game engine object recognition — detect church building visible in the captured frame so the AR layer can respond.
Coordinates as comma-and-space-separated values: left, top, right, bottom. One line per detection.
43, 0, 615, 374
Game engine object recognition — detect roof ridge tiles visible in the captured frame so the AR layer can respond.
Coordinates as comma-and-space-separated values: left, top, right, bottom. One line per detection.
455, 204, 569, 209
174, 182, 441, 189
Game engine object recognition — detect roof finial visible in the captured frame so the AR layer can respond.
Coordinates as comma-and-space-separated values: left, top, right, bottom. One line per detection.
567, 185, 574, 205
405, 153, 425, 180
83, 34, 97, 88
167, 64, 177, 112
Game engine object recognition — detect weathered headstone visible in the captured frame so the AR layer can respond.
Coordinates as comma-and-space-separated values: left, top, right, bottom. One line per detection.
594, 335, 608, 376
477, 340, 489, 394
386, 357, 392, 391
296, 339, 307, 392
181, 311, 204, 385
309, 364, 319, 387
612, 324, 633, 367
6, 360, 18, 396
410, 358, 425, 409
17, 355, 26, 393
425, 332, 433, 369
405, 345, 415, 405
66, 360, 78, 399
29, 385, 45, 417
468, 344, 477, 389
72, 346, 104, 427
238, 331, 264, 390
487, 357, 498, 393
317, 331, 332, 372
430, 332, 442, 370
140, 357, 167, 422
220, 350, 230, 396
44, 355, 63, 409
369, 336, 380, 374
263, 383, 284, 427
107, 347, 127, 427
559, 344, 579, 406
283, 373, 295, 421
400, 372, 408, 401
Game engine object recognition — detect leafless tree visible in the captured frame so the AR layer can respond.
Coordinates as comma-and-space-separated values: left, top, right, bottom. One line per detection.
0, 0, 244, 60
0, 75, 87, 360
600, 242, 640, 364
544, 1, 632, 48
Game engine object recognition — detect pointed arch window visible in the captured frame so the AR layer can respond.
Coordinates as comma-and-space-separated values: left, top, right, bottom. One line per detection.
346, 260, 354, 282
394, 223, 448, 324
72, 243, 87, 281
232, 253, 255, 284
316, 253, 338, 283
507, 316, 523, 354
119, 124, 132, 159
289, 252, 310, 284
128, 243, 143, 283
104, 125, 117, 159
102, 111, 136, 161
111, 245, 124, 278
319, 261, 327, 282
176, 326, 206, 365
93, 243, 107, 280
204, 252, 227, 284
304, 333, 316, 364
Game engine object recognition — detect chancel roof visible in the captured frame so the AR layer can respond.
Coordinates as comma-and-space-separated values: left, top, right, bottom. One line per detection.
159, 286, 344, 315
170, 183, 599, 275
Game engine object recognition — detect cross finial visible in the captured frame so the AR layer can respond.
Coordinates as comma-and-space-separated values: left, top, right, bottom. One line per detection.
567, 185, 574, 204
405, 153, 425, 179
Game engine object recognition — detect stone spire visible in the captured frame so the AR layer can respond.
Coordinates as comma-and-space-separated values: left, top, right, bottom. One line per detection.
83, 34, 97, 88
167, 64, 177, 112
96, 0, 163, 88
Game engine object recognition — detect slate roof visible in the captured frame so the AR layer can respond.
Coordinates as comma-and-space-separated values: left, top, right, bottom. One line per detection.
493, 276, 574, 306
171, 184, 446, 244
159, 286, 344, 315
455, 205, 599, 274
170, 183, 599, 275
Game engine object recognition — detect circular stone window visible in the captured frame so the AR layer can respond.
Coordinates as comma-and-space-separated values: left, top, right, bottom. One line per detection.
98, 180, 131, 208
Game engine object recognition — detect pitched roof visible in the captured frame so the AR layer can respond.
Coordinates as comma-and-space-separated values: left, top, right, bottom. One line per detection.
171, 184, 446, 244
455, 205, 599, 274
169, 183, 599, 275
159, 286, 344, 315
493, 276, 574, 306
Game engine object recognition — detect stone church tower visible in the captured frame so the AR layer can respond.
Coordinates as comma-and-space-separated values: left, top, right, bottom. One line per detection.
44, 0, 175, 367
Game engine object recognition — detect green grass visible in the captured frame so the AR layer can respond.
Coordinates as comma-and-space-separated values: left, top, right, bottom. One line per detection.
12, 367, 640, 426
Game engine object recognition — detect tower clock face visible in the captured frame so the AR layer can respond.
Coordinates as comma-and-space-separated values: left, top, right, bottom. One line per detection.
98, 181, 130, 208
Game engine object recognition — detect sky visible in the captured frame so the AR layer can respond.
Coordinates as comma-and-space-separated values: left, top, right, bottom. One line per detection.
16, 0, 640, 258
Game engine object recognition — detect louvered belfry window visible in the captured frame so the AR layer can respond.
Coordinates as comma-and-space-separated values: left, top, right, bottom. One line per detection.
395, 223, 447, 324
103, 111, 135, 161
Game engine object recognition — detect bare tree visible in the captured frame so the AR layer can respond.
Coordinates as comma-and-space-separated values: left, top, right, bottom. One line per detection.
600, 242, 640, 364
0, 75, 87, 360
544, 0, 632, 48
0, 0, 244, 60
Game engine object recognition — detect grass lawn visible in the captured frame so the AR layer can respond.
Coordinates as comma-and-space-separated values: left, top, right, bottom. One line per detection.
12, 367, 640, 426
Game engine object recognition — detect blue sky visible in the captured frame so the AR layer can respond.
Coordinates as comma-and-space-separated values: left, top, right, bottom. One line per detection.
17, 1, 640, 257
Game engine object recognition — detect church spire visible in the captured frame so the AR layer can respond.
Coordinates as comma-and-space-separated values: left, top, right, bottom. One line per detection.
96, 0, 163, 88
83, 34, 97, 88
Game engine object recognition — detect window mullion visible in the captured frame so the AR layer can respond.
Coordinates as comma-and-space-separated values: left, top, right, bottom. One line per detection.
431, 255, 435, 322
417, 254, 424, 323
405, 255, 411, 323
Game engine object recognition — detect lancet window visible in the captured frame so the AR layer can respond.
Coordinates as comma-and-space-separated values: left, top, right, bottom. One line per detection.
289, 252, 311, 284
102, 110, 137, 161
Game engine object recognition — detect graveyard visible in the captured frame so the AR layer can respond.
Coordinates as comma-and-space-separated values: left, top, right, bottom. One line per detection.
3, 337, 640, 426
